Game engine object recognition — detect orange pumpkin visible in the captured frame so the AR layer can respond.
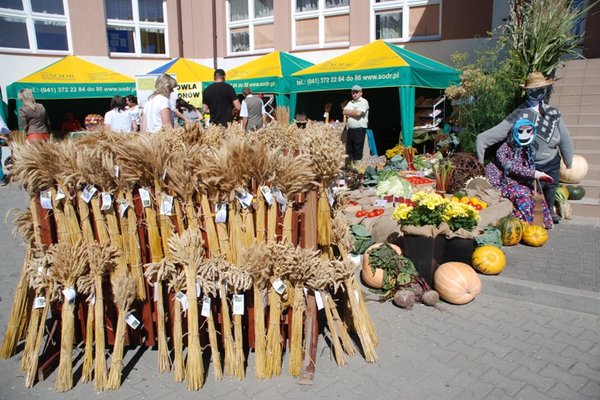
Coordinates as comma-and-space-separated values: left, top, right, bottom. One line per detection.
361, 243, 403, 289
434, 262, 481, 305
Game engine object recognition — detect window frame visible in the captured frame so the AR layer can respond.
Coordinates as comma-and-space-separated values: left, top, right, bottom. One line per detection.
226, 0, 275, 56
371, 0, 442, 43
292, 0, 350, 51
105, 0, 169, 58
0, 0, 72, 54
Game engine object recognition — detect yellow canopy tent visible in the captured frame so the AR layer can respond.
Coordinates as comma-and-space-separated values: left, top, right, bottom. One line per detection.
146, 58, 214, 107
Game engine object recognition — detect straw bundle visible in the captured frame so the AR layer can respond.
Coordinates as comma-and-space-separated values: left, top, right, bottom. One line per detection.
22, 249, 54, 387
76, 271, 95, 384
196, 256, 222, 381
167, 230, 206, 391
166, 268, 186, 382
0, 210, 35, 359
143, 258, 175, 374
107, 274, 137, 390
46, 240, 89, 392
87, 242, 119, 391
221, 264, 253, 380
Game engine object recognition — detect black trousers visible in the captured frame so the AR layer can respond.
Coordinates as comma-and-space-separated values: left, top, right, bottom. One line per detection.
536, 153, 561, 216
346, 127, 366, 162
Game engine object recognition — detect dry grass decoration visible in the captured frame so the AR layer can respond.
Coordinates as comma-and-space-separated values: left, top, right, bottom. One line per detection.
46, 240, 89, 392
165, 266, 186, 383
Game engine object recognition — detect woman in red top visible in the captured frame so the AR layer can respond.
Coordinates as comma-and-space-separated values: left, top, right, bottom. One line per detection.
60, 112, 82, 137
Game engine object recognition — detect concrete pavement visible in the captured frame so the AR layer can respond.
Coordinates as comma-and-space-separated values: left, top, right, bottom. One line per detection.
0, 186, 598, 400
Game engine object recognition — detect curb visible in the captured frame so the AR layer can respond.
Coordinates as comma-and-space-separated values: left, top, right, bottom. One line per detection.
480, 274, 600, 315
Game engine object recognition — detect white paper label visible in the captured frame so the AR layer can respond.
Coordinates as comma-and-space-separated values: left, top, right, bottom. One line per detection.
236, 189, 254, 209
55, 188, 66, 201
272, 278, 286, 295
153, 283, 159, 302
374, 199, 388, 207
40, 190, 53, 210
91, 294, 95, 305
260, 186, 274, 206
175, 291, 189, 312
114, 165, 120, 178
33, 296, 46, 309
126, 313, 141, 329
119, 200, 129, 217
201, 296, 211, 317
101, 192, 112, 211
272, 187, 287, 213
81, 185, 97, 203
196, 278, 202, 298
215, 202, 227, 223
326, 186, 335, 207
63, 287, 76, 304
315, 290, 324, 310
354, 288, 360, 302
160, 194, 173, 216
338, 179, 346, 187
139, 188, 151, 208
232, 294, 245, 315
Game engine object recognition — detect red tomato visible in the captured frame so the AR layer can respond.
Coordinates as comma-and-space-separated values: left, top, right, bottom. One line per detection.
375, 208, 385, 216
355, 210, 367, 218
367, 211, 378, 218
349, 201, 358, 206
474, 204, 483, 211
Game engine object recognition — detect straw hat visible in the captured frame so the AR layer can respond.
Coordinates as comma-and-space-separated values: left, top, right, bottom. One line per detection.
521, 72, 554, 89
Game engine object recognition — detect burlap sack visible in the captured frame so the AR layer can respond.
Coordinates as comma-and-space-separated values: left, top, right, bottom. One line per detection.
464, 188, 513, 228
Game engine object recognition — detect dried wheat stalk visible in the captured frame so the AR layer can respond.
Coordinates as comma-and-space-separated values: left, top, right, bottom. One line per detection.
196, 256, 222, 382
166, 268, 186, 383
107, 274, 137, 390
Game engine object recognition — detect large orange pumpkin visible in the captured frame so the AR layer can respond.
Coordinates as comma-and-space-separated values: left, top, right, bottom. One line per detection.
472, 245, 506, 275
361, 243, 403, 289
521, 224, 548, 247
559, 155, 588, 184
434, 262, 481, 305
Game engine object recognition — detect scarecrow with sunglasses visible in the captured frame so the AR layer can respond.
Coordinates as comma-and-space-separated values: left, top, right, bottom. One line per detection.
485, 118, 554, 229
476, 72, 574, 225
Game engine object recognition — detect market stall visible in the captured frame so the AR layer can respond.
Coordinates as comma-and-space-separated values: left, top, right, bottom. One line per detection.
224, 51, 314, 113
6, 56, 135, 130
289, 40, 461, 146
146, 58, 214, 108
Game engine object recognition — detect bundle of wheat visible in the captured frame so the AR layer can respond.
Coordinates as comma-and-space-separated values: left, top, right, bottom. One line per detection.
86, 242, 119, 391
46, 240, 89, 392
221, 264, 253, 380
167, 230, 206, 391
196, 255, 222, 381
166, 268, 186, 382
264, 242, 287, 378
76, 267, 96, 384
107, 274, 137, 389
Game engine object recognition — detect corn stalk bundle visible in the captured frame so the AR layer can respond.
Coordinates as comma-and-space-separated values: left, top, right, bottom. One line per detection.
46, 240, 89, 392
240, 244, 272, 378
87, 242, 119, 391
195, 256, 222, 382
167, 229, 206, 391
143, 257, 175, 374
277, 244, 321, 377
22, 248, 54, 387
0, 210, 35, 359
107, 274, 137, 390
221, 264, 253, 380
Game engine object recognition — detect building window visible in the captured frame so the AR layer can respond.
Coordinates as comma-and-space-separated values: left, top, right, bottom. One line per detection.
105, 0, 167, 56
293, 0, 349, 50
227, 0, 274, 55
0, 0, 70, 53
372, 0, 440, 42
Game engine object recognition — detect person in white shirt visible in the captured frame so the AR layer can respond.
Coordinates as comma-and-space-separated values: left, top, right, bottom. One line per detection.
126, 95, 141, 132
105, 95, 134, 133
343, 85, 369, 161
141, 74, 178, 134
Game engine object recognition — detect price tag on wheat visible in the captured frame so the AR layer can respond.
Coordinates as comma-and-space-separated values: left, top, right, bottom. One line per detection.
272, 187, 287, 212
160, 194, 173, 216
101, 192, 112, 211
201, 296, 212, 317
55, 187, 66, 201
272, 278, 286, 295
215, 202, 227, 223
314, 290, 324, 310
81, 185, 97, 203
260, 186, 274, 206
139, 188, 151, 208
119, 200, 129, 217
63, 287, 77, 305
126, 313, 141, 329
33, 296, 46, 309
40, 190, 53, 210
236, 189, 254, 209
175, 291, 189, 311
232, 294, 245, 315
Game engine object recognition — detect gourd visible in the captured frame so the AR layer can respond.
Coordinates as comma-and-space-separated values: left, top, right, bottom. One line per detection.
433, 262, 481, 305
556, 185, 570, 201
496, 216, 523, 246
361, 242, 403, 289
566, 185, 586, 201
559, 155, 588, 184
521, 224, 548, 247
471, 245, 506, 275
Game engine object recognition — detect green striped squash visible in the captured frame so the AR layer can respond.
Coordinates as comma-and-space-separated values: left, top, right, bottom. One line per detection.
496, 216, 523, 246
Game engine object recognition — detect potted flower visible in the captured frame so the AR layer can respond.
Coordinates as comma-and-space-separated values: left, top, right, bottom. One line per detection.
391, 191, 480, 286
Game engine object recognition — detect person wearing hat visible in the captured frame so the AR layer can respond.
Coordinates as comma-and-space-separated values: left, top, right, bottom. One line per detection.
202, 68, 241, 127
476, 72, 574, 224
484, 118, 554, 229
343, 85, 369, 161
